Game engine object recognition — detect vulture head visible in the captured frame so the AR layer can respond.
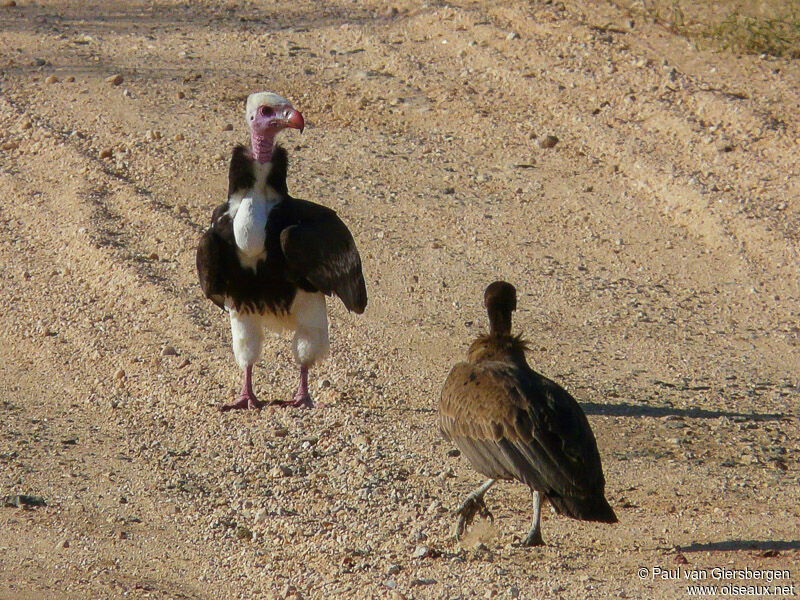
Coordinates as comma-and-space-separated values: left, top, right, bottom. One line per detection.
484, 280, 516, 336
246, 92, 305, 162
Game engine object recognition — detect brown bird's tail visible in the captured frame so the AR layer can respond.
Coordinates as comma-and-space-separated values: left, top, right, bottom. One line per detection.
549, 493, 618, 523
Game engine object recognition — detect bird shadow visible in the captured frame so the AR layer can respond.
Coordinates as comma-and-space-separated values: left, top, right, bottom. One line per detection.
678, 540, 800, 552
580, 401, 785, 422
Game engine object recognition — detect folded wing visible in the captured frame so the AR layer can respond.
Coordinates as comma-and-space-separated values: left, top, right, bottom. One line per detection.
280, 202, 367, 314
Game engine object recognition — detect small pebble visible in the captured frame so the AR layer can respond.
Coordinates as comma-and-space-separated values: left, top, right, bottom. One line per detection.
99, 148, 113, 159
161, 345, 177, 356
236, 526, 253, 541
174, 133, 185, 141
222, 123, 233, 131
45, 75, 59, 84
273, 427, 290, 437
270, 465, 293, 478
176, 91, 185, 99
65, 75, 75, 82
412, 545, 429, 559
539, 135, 559, 149
106, 74, 124, 86
114, 368, 125, 380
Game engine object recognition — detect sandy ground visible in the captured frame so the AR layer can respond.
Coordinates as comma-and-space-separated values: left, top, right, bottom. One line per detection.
1, 1, 799, 599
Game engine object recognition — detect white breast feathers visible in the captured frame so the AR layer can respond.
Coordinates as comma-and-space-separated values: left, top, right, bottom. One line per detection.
233, 192, 268, 259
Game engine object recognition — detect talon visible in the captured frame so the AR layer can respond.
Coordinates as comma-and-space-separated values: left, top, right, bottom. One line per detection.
453, 494, 491, 538
290, 392, 315, 409
219, 394, 264, 412
480, 505, 494, 523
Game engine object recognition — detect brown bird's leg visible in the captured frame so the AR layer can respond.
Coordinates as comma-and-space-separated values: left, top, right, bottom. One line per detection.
522, 490, 545, 547
219, 365, 264, 412
454, 479, 496, 538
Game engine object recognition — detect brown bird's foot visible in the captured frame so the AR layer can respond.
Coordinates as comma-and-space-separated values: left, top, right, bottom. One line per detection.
454, 494, 494, 537
522, 528, 544, 547
521, 490, 545, 546
219, 392, 264, 412
453, 479, 496, 538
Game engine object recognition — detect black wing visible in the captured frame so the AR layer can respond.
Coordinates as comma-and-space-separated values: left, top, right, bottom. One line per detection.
196, 204, 235, 311
279, 200, 367, 314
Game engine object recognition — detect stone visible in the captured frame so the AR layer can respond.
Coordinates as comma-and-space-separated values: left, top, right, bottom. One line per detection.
106, 74, 124, 86
539, 135, 559, 149
3, 494, 46, 508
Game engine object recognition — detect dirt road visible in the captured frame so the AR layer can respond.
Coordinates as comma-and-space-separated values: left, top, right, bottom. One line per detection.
1, 1, 798, 598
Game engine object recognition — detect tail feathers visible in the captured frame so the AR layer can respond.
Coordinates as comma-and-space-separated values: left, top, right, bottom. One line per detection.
549, 493, 618, 524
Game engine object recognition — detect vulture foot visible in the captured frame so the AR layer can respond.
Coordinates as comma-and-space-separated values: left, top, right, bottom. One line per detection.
454, 494, 494, 537
219, 393, 264, 412
289, 391, 316, 409
522, 528, 545, 547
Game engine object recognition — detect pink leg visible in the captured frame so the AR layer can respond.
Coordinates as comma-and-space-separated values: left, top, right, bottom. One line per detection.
269, 367, 319, 409
219, 365, 264, 412
290, 366, 315, 408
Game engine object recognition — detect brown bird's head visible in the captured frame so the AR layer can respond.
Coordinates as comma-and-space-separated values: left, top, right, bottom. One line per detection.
484, 280, 516, 336
467, 281, 528, 364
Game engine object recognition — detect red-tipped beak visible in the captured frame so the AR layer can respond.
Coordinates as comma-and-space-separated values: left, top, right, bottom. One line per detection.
286, 108, 305, 132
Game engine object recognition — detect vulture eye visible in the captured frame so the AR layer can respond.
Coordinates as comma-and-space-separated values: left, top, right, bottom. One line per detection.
259, 106, 273, 117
